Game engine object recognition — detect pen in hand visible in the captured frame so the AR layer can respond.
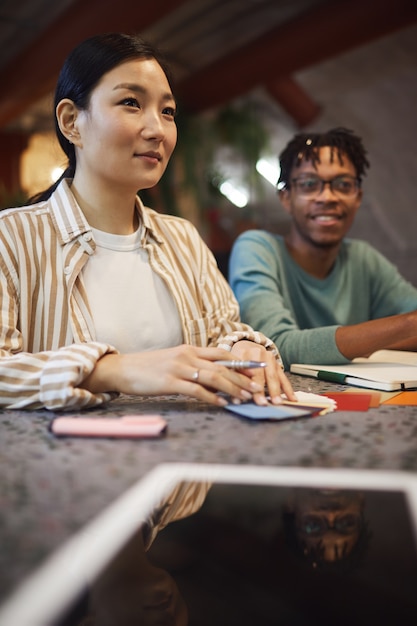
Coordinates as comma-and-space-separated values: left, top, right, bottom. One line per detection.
215, 360, 267, 369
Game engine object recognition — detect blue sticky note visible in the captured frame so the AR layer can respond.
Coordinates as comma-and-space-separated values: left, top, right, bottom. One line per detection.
225, 403, 312, 421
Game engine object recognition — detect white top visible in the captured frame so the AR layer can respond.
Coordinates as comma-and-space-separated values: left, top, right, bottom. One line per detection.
82, 226, 183, 353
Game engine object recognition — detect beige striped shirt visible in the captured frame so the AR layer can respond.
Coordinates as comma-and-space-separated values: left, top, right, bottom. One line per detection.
0, 180, 279, 411
142, 480, 212, 549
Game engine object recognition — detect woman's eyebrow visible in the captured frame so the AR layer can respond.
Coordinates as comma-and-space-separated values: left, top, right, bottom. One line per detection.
113, 83, 175, 102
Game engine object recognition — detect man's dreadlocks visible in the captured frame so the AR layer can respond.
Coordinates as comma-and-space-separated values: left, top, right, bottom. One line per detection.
278, 127, 370, 189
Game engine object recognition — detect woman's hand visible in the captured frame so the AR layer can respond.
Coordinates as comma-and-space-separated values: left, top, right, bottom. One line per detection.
81, 344, 265, 407
230, 340, 296, 405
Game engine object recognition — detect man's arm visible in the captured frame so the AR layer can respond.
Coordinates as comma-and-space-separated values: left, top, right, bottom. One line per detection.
336, 311, 417, 359
229, 231, 417, 367
229, 230, 345, 368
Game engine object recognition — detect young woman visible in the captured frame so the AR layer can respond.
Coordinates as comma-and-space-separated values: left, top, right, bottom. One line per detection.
0, 33, 294, 411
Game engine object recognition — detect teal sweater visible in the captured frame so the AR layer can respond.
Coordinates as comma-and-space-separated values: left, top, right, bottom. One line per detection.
229, 230, 417, 369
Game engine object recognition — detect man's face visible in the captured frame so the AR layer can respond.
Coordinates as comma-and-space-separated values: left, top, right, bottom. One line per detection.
292, 489, 365, 562
279, 146, 363, 251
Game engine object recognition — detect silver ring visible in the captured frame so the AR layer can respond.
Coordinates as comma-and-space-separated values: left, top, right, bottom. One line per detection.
192, 369, 199, 381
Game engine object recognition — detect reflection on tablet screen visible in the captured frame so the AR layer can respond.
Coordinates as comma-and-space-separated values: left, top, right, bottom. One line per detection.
56, 479, 417, 625
2, 466, 417, 626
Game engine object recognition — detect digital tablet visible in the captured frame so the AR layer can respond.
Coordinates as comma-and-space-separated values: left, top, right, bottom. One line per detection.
1, 464, 417, 625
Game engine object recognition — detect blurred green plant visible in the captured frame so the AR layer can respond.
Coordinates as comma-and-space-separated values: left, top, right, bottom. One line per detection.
140, 102, 270, 221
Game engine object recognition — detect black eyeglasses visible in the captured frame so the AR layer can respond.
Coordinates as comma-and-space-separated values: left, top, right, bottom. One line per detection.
289, 174, 360, 197
298, 513, 362, 537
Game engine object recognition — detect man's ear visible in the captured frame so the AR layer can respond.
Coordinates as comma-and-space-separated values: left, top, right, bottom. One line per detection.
56, 99, 81, 146
278, 188, 292, 215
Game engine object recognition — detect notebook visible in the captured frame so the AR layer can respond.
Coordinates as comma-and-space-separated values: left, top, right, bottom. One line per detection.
290, 350, 417, 391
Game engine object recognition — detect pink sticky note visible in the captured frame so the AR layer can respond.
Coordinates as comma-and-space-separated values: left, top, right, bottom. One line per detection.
50, 415, 167, 438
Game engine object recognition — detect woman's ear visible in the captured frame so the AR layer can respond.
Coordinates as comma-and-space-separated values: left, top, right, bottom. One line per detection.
56, 99, 81, 146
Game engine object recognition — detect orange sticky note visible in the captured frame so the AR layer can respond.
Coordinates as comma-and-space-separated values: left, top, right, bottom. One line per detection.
382, 391, 417, 406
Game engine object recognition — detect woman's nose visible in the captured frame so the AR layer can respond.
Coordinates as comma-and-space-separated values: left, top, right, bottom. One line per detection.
141, 112, 164, 140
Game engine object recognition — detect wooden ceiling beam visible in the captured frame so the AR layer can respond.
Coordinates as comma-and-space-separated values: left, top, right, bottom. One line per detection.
265, 76, 321, 128
177, 0, 417, 113
0, 0, 188, 129
1, 0, 416, 130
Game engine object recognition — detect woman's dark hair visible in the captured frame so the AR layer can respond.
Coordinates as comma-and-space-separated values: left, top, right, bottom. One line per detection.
277, 127, 370, 189
28, 33, 173, 203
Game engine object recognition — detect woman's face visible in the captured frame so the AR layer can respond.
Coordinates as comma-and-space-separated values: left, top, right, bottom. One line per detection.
74, 57, 177, 193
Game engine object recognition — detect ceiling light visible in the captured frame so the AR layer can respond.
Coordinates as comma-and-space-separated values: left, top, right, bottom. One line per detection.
219, 181, 249, 208
256, 158, 280, 187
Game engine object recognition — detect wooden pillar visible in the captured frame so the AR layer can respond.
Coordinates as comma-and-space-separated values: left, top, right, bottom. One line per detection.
0, 131, 29, 206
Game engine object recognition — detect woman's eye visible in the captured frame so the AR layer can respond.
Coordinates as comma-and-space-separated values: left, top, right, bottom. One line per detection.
163, 106, 176, 118
121, 97, 140, 108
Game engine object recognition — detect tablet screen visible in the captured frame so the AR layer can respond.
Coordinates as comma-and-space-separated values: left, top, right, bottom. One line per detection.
2, 466, 417, 625
55, 478, 417, 626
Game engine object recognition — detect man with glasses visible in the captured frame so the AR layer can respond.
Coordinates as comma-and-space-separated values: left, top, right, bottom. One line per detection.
229, 128, 417, 369
283, 488, 369, 569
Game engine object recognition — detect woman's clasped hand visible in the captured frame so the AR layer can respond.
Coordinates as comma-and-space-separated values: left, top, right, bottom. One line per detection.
82, 343, 295, 407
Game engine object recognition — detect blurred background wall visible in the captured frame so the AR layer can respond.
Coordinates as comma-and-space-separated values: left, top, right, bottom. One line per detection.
0, 0, 416, 282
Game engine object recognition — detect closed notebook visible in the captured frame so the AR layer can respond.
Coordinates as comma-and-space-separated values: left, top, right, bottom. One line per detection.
290, 350, 417, 392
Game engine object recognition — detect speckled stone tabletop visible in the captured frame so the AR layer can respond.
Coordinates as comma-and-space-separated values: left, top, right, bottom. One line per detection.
1, 374, 417, 603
